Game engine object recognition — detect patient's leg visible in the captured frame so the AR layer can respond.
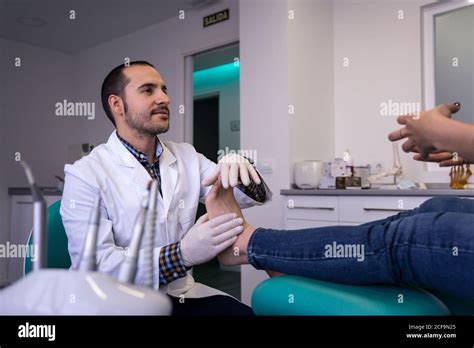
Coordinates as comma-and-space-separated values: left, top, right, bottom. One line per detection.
205, 181, 285, 277
246, 212, 474, 302
207, 184, 474, 301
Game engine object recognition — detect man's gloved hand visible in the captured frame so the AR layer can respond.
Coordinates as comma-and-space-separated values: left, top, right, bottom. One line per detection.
202, 154, 261, 189
180, 213, 244, 267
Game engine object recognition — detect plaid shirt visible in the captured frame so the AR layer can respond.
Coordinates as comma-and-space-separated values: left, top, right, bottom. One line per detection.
117, 133, 163, 183
117, 133, 268, 285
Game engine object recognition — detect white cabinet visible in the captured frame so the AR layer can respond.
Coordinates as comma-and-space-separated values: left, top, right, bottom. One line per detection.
284, 195, 340, 231
338, 196, 431, 224
285, 196, 339, 223
7, 195, 61, 284
285, 195, 432, 225
286, 219, 340, 230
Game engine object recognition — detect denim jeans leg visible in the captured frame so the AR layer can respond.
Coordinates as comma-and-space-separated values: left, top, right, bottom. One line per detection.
359, 196, 474, 228
247, 211, 474, 301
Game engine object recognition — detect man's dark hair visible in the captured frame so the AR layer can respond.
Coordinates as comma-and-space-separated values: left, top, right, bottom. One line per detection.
101, 61, 155, 126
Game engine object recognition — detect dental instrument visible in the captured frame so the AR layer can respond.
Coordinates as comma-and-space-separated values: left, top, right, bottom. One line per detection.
0, 162, 171, 315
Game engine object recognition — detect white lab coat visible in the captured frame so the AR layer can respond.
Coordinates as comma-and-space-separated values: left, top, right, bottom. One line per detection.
60, 131, 271, 299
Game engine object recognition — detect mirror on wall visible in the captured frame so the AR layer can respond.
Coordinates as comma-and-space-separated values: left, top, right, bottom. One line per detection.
422, 0, 474, 172
423, 1, 474, 116
434, 4, 474, 124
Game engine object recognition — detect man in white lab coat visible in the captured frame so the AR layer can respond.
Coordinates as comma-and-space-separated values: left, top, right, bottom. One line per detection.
60, 61, 271, 315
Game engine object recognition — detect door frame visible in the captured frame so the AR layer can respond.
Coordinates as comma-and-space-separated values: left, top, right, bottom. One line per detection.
177, 40, 239, 145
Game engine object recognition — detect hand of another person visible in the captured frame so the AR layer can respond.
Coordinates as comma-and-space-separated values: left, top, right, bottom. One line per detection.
388, 103, 461, 159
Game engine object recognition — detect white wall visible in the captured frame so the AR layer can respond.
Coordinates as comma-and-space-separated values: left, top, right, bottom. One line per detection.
2, 40, 73, 188
240, 0, 290, 230
288, 0, 335, 182
0, 39, 73, 285
1, 0, 239, 186
70, 0, 239, 147
239, 0, 290, 305
334, 0, 436, 183
241, 0, 438, 199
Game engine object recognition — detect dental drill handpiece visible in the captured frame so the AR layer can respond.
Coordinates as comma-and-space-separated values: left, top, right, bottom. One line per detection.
0, 169, 173, 315
78, 196, 101, 272
118, 196, 148, 284
20, 161, 47, 271
142, 180, 159, 288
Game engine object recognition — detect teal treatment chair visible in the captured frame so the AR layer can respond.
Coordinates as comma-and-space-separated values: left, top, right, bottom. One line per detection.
24, 200, 71, 274
251, 275, 474, 315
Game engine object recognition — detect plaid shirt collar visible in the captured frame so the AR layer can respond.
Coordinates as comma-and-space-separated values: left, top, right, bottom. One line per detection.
116, 132, 163, 166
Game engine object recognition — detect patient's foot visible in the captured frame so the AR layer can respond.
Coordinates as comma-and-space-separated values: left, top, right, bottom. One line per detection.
205, 178, 244, 220
205, 179, 255, 266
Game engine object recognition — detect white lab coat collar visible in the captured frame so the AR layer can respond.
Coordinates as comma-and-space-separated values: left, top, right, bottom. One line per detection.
106, 130, 178, 214
158, 142, 178, 214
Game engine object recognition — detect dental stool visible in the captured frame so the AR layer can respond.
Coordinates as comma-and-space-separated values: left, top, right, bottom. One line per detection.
24, 200, 71, 274
251, 275, 474, 315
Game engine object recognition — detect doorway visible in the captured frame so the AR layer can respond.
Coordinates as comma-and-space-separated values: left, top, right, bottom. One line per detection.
193, 95, 219, 163
189, 43, 241, 300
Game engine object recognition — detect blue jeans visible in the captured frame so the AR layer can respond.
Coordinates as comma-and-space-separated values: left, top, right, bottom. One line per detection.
247, 197, 474, 301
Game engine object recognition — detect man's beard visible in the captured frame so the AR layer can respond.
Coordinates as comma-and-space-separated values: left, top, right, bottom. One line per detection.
123, 101, 170, 137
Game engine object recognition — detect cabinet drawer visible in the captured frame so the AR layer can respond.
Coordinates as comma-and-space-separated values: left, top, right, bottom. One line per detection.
339, 196, 431, 223
285, 219, 340, 230
285, 196, 339, 222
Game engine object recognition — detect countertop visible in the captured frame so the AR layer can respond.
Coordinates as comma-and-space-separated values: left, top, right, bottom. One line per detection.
281, 183, 474, 197
11, 185, 474, 197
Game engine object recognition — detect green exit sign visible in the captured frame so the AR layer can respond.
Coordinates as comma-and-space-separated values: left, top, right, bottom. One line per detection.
203, 9, 229, 28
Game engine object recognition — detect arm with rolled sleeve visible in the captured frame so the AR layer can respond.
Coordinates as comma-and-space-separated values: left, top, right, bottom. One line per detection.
158, 242, 190, 284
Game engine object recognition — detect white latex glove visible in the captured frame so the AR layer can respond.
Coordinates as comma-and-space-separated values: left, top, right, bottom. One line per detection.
202, 154, 261, 189
180, 213, 244, 267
